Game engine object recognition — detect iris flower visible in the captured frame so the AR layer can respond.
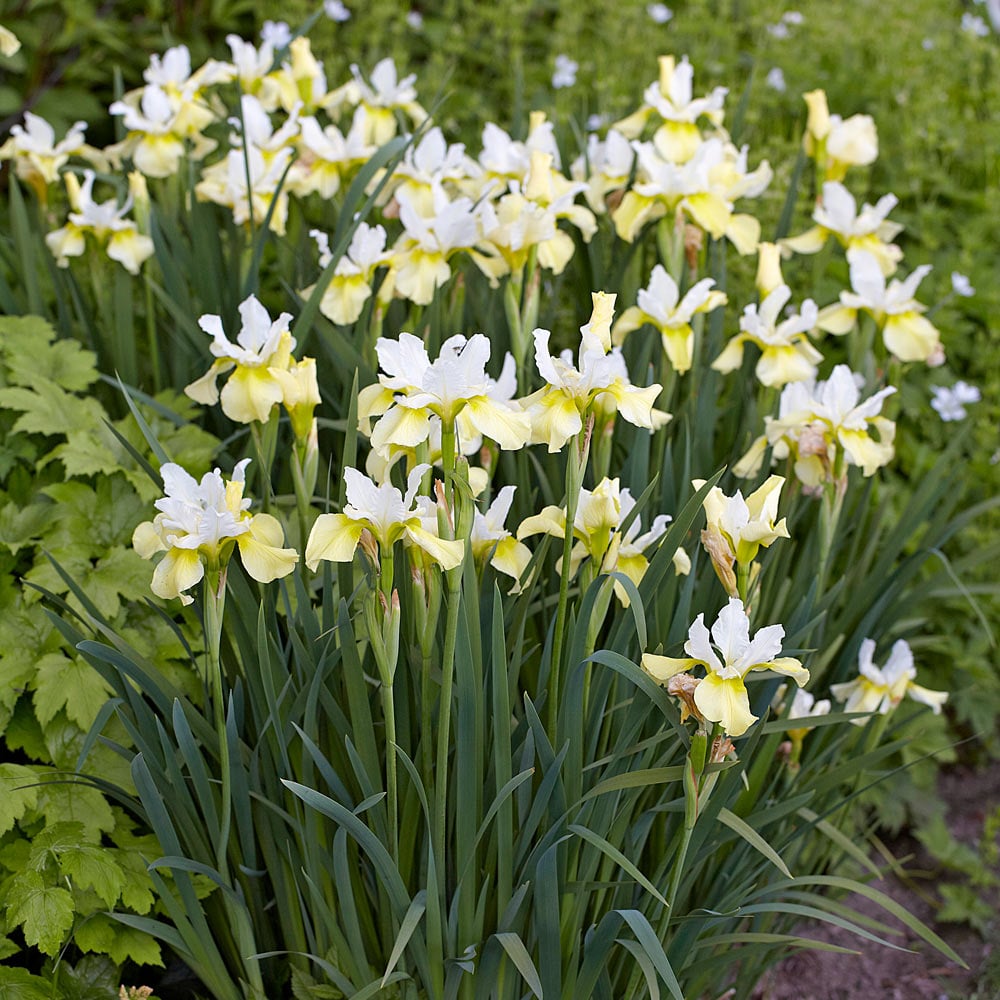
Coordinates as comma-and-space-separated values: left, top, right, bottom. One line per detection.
644, 598, 808, 737
133, 460, 298, 604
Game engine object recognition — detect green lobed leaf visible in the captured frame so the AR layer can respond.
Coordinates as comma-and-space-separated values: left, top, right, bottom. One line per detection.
4, 870, 75, 956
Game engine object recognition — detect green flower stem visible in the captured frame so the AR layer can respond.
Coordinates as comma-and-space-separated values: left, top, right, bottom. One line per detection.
249, 415, 278, 513
548, 419, 592, 743
657, 214, 685, 279
434, 570, 462, 900
204, 569, 232, 878
736, 561, 751, 608
380, 674, 399, 864
817, 475, 846, 594
660, 725, 715, 940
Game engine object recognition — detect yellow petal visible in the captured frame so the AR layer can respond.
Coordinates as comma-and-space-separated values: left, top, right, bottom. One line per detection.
693, 672, 757, 737
305, 513, 364, 570
463, 397, 531, 451
220, 366, 285, 424
237, 513, 299, 583
815, 304, 857, 335
612, 191, 661, 243
151, 547, 204, 605
404, 525, 465, 570
490, 536, 532, 586
684, 192, 731, 239
882, 312, 940, 363
132, 520, 166, 559
725, 213, 761, 256
185, 359, 234, 407
642, 654, 697, 684
517, 505, 567, 541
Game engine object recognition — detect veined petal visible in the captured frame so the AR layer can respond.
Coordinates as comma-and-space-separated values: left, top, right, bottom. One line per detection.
237, 513, 299, 582
907, 683, 948, 714
370, 404, 432, 453
185, 359, 234, 406
151, 547, 204, 605
661, 328, 694, 374
755, 656, 809, 686
133, 520, 166, 559
220, 366, 284, 424
882, 312, 940, 363
694, 672, 757, 737
527, 390, 583, 452
782, 227, 827, 255
305, 513, 364, 570
712, 336, 747, 375
405, 524, 465, 569
816, 304, 858, 335
490, 536, 532, 585
725, 213, 761, 256
684, 192, 732, 239
838, 427, 893, 476
604, 382, 662, 429
463, 396, 531, 450
611, 306, 646, 346
642, 654, 697, 684
517, 505, 567, 540
612, 191, 661, 243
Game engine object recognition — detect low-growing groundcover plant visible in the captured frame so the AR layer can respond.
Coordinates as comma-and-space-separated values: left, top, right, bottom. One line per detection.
0, 10, 995, 1000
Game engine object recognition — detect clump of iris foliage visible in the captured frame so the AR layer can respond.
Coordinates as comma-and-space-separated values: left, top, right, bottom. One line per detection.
0, 4, 995, 1000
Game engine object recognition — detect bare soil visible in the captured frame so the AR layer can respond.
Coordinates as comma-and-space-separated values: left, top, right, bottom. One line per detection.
755, 764, 1000, 1000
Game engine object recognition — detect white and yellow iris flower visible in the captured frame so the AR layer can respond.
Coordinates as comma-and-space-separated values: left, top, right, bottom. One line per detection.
783, 181, 903, 275
470, 485, 532, 588
185, 295, 295, 424
133, 459, 298, 605
713, 284, 822, 388
303, 223, 390, 326
45, 170, 154, 274
816, 249, 942, 364
831, 638, 947, 723
305, 464, 464, 571
643, 597, 808, 737
695, 475, 789, 595
612, 265, 727, 375
613, 55, 727, 163
361, 332, 531, 458
735, 365, 896, 487
802, 90, 878, 182
522, 292, 666, 452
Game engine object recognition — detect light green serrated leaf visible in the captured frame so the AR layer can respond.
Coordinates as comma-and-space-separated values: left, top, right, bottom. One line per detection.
0, 764, 40, 836
36, 774, 115, 840
6, 338, 98, 393
33, 654, 114, 730
51, 428, 124, 480
0, 381, 105, 438
60, 846, 126, 908
0, 937, 19, 962
0, 315, 56, 355
73, 912, 164, 967
0, 500, 51, 554
4, 870, 74, 956
0, 966, 53, 1000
